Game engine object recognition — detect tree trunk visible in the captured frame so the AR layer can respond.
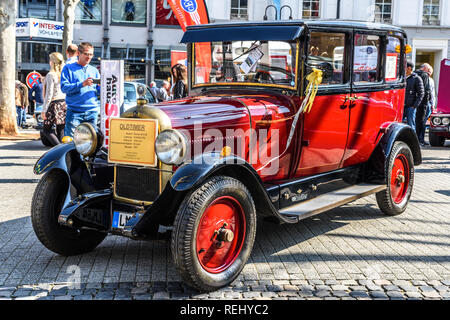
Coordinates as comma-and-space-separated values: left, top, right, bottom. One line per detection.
0, 0, 18, 136
62, 0, 80, 60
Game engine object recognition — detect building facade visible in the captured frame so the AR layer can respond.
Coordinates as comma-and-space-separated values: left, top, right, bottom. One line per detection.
15, 0, 450, 89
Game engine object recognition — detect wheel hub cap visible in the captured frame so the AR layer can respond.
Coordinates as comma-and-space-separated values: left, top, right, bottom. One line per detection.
196, 196, 246, 273
390, 154, 409, 204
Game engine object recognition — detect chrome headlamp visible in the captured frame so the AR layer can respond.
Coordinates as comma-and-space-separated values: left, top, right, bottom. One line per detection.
155, 129, 187, 165
73, 123, 98, 156
442, 117, 450, 126
432, 117, 442, 126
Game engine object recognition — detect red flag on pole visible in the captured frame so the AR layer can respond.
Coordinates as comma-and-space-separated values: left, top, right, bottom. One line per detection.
167, 0, 210, 31
168, 0, 211, 84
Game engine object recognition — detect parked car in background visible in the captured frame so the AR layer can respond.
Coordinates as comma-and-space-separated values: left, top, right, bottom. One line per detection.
429, 58, 450, 146
122, 81, 157, 114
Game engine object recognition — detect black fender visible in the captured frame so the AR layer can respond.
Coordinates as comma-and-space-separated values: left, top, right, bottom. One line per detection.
33, 142, 97, 210
169, 152, 297, 224
364, 122, 422, 183
380, 122, 422, 166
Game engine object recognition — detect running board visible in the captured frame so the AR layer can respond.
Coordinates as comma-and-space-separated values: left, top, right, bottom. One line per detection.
279, 183, 386, 220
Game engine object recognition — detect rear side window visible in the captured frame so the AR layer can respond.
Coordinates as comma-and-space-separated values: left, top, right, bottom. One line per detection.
353, 34, 381, 84
308, 32, 346, 85
124, 83, 136, 102
385, 36, 401, 82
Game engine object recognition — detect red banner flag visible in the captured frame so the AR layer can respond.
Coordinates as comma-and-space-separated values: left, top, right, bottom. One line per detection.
167, 0, 210, 31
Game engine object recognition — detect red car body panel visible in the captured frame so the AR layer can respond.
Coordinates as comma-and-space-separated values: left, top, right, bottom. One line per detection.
343, 89, 405, 167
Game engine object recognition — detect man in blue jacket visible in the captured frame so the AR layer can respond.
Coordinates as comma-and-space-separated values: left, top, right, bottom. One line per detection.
61, 42, 100, 137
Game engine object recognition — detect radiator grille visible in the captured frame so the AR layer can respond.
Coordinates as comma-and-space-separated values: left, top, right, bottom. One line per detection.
114, 166, 160, 203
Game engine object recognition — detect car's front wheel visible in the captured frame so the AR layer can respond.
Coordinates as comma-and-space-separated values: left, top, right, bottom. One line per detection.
376, 141, 414, 216
171, 176, 256, 292
429, 132, 446, 147
31, 170, 107, 256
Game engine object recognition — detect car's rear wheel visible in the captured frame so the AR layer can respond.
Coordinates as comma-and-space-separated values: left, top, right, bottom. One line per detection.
376, 141, 414, 216
31, 170, 107, 256
171, 176, 256, 292
429, 132, 446, 147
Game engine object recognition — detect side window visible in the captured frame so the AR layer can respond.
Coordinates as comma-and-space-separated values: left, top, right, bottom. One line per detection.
308, 32, 346, 85
385, 36, 401, 82
124, 83, 136, 102
353, 34, 381, 84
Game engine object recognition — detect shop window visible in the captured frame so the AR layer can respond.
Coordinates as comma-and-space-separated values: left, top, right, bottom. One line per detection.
111, 0, 147, 24
423, 0, 440, 25
308, 32, 346, 85
353, 34, 381, 84
32, 43, 61, 64
155, 49, 172, 82
303, 0, 320, 19
385, 36, 401, 82
374, 0, 392, 24
76, 0, 102, 23
110, 47, 127, 60
16, 42, 32, 64
230, 0, 248, 20
19, 0, 56, 19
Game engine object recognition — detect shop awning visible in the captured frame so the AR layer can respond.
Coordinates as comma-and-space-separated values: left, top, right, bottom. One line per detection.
181, 24, 304, 43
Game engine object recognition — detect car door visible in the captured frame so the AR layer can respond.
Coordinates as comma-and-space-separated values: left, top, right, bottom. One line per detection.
295, 29, 352, 177
342, 31, 403, 167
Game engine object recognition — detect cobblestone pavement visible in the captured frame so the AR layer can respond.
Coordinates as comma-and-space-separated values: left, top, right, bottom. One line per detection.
0, 137, 449, 300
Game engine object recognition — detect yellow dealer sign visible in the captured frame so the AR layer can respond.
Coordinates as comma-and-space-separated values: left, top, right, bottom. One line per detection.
108, 118, 158, 167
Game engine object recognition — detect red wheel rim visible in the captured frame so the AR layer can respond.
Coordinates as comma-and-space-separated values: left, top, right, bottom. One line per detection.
390, 154, 410, 204
196, 196, 246, 274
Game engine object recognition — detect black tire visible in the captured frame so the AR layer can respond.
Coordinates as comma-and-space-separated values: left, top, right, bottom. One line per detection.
39, 130, 52, 147
171, 176, 256, 292
375, 141, 414, 216
31, 170, 107, 256
429, 132, 446, 147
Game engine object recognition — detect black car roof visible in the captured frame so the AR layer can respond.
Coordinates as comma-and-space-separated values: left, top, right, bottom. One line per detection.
185, 19, 406, 34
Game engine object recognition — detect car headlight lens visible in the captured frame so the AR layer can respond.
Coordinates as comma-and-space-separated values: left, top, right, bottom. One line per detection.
73, 123, 98, 156
155, 129, 187, 165
432, 117, 442, 125
442, 117, 450, 126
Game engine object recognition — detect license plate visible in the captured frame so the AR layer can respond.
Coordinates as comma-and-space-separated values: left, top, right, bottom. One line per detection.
112, 211, 134, 229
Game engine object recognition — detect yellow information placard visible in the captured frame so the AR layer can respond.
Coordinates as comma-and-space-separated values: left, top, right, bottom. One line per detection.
108, 118, 158, 167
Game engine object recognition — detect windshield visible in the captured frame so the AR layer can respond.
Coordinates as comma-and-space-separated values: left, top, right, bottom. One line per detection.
192, 40, 298, 89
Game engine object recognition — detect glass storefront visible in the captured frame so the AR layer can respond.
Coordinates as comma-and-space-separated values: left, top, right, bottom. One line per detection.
110, 47, 147, 81
16, 41, 62, 65
76, 0, 102, 22
111, 0, 147, 24
19, 0, 56, 20
154, 49, 171, 82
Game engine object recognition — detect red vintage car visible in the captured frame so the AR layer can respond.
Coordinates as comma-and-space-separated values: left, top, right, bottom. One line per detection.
429, 58, 450, 146
31, 20, 422, 291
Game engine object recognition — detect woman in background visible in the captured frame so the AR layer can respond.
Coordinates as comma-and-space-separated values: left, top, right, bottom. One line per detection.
171, 63, 188, 100
41, 52, 66, 146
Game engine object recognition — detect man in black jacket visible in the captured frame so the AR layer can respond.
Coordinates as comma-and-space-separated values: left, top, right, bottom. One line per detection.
404, 62, 424, 131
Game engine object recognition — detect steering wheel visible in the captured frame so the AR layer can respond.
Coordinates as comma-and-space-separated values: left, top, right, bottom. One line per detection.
254, 70, 275, 83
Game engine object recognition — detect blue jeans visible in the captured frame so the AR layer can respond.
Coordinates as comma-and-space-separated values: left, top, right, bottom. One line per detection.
64, 109, 99, 138
403, 106, 416, 131
16, 106, 26, 128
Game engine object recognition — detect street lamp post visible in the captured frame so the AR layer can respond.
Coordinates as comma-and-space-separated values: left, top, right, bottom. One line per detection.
263, 5, 293, 21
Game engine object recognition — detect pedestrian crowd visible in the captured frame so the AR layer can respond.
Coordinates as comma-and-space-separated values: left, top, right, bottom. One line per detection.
404, 61, 436, 146
14, 42, 188, 146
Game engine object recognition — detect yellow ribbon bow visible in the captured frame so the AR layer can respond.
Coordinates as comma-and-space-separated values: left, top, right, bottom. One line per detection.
303, 68, 323, 113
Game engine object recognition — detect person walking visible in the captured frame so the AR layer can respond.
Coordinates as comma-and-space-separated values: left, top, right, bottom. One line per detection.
404, 62, 424, 131
15, 80, 29, 129
41, 52, 67, 146
66, 43, 79, 64
61, 42, 100, 138
171, 64, 188, 100
29, 77, 44, 115
415, 63, 433, 146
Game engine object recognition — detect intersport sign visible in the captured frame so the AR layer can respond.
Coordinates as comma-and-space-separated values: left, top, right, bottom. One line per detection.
15, 18, 64, 40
